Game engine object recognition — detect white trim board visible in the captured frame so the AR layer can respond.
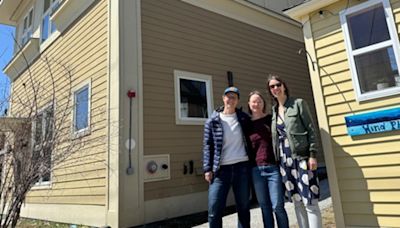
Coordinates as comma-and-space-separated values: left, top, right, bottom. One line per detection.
20, 204, 106, 227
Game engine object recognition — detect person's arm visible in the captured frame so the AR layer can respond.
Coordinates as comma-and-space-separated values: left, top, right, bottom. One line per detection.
238, 111, 253, 156
298, 99, 319, 159
298, 99, 319, 170
203, 119, 214, 183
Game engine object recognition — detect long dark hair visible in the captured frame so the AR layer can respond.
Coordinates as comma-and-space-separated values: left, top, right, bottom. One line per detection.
266, 74, 289, 105
247, 90, 267, 115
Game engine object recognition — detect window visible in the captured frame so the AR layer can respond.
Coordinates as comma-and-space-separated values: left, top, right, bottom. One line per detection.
33, 104, 54, 185
73, 83, 90, 135
174, 70, 213, 125
21, 8, 34, 46
340, 0, 400, 101
41, 0, 60, 43
50, 0, 95, 33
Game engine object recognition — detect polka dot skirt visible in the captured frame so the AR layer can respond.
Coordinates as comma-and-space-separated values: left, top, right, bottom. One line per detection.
277, 118, 319, 205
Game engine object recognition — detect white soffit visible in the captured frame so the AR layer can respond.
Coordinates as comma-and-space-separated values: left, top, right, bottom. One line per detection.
181, 0, 304, 42
284, 0, 340, 21
0, 0, 22, 25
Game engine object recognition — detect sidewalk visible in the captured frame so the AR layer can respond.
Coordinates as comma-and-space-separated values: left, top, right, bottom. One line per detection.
193, 178, 332, 228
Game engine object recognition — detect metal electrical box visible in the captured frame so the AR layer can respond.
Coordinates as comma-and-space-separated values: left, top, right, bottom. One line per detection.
143, 154, 170, 182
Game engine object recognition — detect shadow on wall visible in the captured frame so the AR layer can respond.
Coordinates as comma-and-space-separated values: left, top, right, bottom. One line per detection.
321, 129, 380, 227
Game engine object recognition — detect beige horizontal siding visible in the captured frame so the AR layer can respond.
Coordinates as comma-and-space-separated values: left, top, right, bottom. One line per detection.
28, 186, 105, 197
343, 203, 400, 215
10, 0, 108, 206
314, 31, 344, 49
339, 178, 400, 191
41, 178, 106, 194
333, 140, 400, 156
26, 195, 104, 205
50, 168, 107, 183
326, 98, 400, 116
344, 214, 400, 228
309, 0, 400, 226
324, 91, 355, 106
333, 134, 400, 146
340, 191, 400, 203
343, 202, 400, 227
141, 0, 318, 201
335, 153, 400, 168
315, 41, 345, 58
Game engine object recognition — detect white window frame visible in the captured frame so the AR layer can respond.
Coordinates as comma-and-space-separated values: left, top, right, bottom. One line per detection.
72, 80, 91, 137
340, 0, 400, 101
40, 0, 61, 48
32, 103, 54, 187
174, 70, 213, 125
21, 8, 34, 46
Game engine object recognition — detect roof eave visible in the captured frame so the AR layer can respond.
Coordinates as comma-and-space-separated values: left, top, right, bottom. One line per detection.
284, 0, 340, 21
0, 0, 22, 26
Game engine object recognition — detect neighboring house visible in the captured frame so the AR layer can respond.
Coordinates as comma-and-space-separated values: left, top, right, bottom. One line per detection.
1, 0, 319, 227
286, 0, 400, 227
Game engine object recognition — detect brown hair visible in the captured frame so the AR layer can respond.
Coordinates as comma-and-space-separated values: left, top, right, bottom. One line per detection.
266, 74, 290, 104
247, 90, 267, 115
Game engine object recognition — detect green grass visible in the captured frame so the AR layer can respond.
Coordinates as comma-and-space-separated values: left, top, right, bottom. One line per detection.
17, 218, 91, 228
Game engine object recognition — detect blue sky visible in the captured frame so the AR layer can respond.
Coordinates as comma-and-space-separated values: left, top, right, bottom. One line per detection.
0, 24, 14, 116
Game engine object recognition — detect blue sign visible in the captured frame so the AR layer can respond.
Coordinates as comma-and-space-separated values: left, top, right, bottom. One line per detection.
345, 107, 400, 136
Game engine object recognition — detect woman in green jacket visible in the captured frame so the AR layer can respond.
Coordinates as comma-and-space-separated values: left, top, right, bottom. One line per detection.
267, 74, 322, 228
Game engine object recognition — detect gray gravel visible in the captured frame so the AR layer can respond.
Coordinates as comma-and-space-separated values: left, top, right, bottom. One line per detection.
193, 178, 331, 228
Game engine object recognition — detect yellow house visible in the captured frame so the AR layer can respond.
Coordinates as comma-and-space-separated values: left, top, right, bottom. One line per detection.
1, 0, 320, 227
286, 0, 400, 227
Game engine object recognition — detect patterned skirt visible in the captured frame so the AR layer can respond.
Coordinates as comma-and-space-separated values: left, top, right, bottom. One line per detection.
277, 123, 320, 204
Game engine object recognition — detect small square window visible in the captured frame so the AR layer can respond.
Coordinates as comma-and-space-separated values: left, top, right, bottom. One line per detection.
340, 0, 400, 101
73, 83, 91, 135
174, 70, 213, 125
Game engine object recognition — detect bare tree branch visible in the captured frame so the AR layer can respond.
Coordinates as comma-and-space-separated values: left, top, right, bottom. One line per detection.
0, 37, 106, 227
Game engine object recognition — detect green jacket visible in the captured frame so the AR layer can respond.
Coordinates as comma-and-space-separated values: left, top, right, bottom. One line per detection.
271, 97, 319, 160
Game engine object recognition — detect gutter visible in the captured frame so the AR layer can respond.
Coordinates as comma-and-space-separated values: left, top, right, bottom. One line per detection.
284, 0, 340, 21
233, 0, 301, 27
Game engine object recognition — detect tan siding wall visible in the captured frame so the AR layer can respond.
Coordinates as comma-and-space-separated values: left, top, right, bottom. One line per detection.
9, 1, 108, 206
310, 0, 400, 226
141, 0, 317, 201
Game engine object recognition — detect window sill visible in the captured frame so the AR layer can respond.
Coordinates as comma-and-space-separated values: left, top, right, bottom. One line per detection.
358, 86, 400, 102
39, 31, 61, 53
32, 182, 52, 190
176, 118, 207, 125
72, 127, 91, 139
3, 38, 40, 81
51, 0, 96, 33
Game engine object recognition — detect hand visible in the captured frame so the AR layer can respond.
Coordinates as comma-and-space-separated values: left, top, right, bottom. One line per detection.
204, 171, 213, 184
308, 157, 318, 171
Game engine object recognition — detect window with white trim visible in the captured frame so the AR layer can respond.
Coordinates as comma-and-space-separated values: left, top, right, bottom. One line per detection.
73, 83, 91, 135
41, 0, 60, 43
33, 104, 54, 185
174, 70, 213, 125
340, 0, 400, 101
21, 8, 34, 46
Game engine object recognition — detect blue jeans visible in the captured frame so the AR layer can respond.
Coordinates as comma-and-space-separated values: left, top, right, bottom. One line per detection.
252, 165, 289, 228
208, 161, 250, 228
